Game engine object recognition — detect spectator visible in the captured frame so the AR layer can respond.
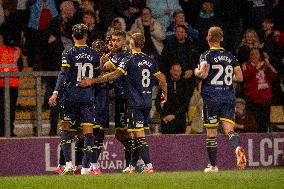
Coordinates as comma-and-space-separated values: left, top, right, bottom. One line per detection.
77, 0, 99, 24
155, 63, 191, 134
235, 98, 258, 133
26, 0, 58, 69
242, 0, 273, 30
161, 25, 198, 84
96, 0, 124, 33
82, 9, 104, 46
179, 0, 201, 28
106, 17, 127, 37
242, 48, 278, 132
273, 0, 284, 31
0, 1, 4, 26
196, 0, 222, 52
146, 0, 181, 30
130, 7, 165, 58
121, 0, 146, 30
237, 29, 263, 65
215, 0, 244, 54
0, 32, 23, 137
166, 9, 199, 40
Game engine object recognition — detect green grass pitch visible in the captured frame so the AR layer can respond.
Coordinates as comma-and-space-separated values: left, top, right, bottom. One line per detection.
1, 169, 284, 189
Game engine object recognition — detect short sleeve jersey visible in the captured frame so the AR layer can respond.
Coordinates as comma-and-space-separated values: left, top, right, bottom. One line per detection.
61, 45, 100, 102
109, 49, 130, 98
118, 52, 161, 107
200, 48, 240, 103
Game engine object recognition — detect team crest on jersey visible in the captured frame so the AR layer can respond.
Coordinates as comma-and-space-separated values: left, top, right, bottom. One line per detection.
136, 121, 144, 128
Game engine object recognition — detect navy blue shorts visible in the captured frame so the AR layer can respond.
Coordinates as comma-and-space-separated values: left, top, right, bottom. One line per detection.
202, 101, 235, 128
94, 88, 110, 130
115, 98, 127, 130
61, 101, 98, 130
127, 107, 151, 131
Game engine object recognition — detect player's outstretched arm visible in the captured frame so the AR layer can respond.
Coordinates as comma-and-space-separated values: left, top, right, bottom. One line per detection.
155, 72, 167, 103
233, 67, 243, 82
79, 69, 124, 87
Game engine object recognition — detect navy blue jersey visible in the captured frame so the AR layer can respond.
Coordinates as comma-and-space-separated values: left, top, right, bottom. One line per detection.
109, 49, 129, 99
55, 45, 100, 102
200, 48, 240, 103
118, 52, 160, 107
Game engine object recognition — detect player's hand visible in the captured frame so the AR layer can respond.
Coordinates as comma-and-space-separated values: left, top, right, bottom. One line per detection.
48, 94, 57, 106
79, 77, 94, 87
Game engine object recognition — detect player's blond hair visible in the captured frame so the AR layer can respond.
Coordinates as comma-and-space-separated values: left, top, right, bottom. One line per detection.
207, 26, 223, 43
130, 33, 145, 48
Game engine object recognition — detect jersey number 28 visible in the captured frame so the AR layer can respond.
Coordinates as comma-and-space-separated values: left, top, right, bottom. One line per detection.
210, 65, 233, 86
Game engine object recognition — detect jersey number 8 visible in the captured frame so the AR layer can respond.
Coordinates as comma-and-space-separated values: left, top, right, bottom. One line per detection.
211, 64, 233, 86
142, 69, 150, 87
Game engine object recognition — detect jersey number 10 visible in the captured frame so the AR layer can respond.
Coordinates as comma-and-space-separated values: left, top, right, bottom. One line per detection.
210, 65, 233, 86
76, 63, 94, 81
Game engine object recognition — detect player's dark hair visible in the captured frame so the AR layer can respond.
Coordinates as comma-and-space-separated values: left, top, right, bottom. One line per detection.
111, 30, 126, 39
207, 26, 223, 43
130, 33, 145, 48
72, 23, 88, 40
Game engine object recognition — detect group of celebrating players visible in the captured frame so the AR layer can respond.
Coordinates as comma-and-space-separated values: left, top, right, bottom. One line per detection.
48, 23, 246, 175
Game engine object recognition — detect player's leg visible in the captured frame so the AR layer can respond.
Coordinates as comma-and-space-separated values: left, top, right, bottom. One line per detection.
89, 128, 104, 174
59, 121, 75, 174
55, 147, 65, 174
132, 107, 154, 173
80, 102, 98, 175
73, 134, 84, 174
114, 98, 132, 172
221, 103, 246, 170
202, 102, 219, 172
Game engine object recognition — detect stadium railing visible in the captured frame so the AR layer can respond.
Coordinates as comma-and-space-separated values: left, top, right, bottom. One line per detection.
0, 71, 59, 137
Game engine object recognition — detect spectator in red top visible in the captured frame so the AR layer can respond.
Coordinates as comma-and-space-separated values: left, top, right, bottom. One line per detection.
235, 98, 257, 133
242, 48, 277, 132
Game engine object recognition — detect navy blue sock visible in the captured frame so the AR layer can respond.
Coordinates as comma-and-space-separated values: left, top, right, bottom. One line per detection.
75, 137, 84, 166
82, 133, 94, 168
122, 138, 132, 166
59, 148, 65, 166
130, 138, 139, 167
206, 137, 217, 167
60, 131, 72, 162
227, 131, 240, 150
137, 137, 151, 164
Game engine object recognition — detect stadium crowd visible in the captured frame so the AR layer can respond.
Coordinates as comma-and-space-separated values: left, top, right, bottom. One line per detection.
0, 0, 284, 137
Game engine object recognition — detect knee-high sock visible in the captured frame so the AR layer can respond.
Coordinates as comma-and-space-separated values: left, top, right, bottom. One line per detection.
58, 148, 65, 166
207, 137, 217, 167
75, 137, 84, 166
137, 137, 151, 165
82, 133, 94, 168
130, 138, 139, 167
227, 131, 240, 150
60, 131, 72, 162
122, 138, 132, 166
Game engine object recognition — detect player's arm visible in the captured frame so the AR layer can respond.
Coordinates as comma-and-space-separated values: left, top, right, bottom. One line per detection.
233, 66, 243, 82
194, 61, 209, 79
48, 66, 69, 106
155, 72, 167, 103
79, 69, 124, 87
